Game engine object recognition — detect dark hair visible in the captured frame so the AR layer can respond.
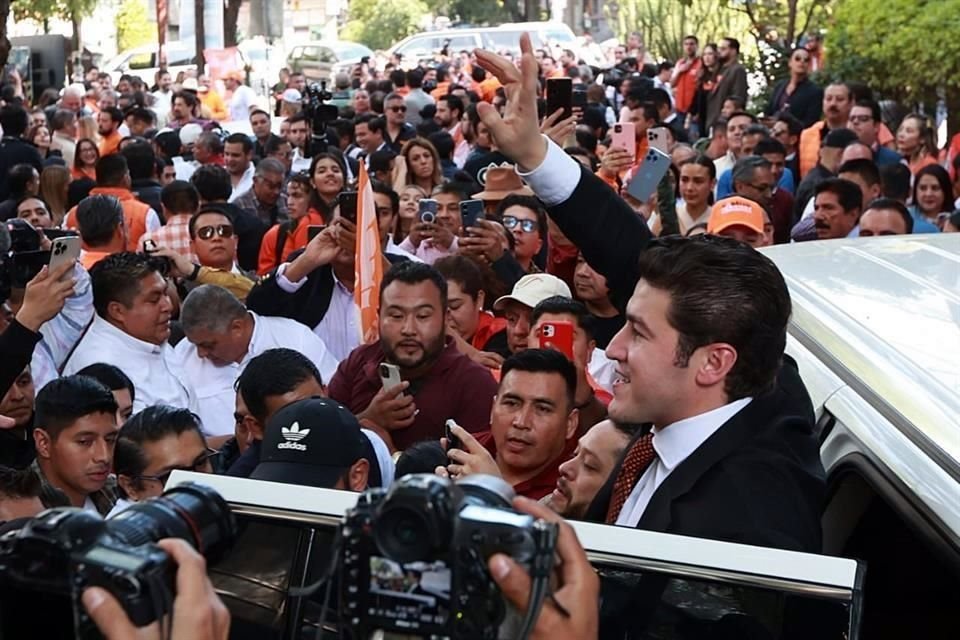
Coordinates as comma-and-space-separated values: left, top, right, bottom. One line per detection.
496, 194, 547, 240
500, 348, 577, 409
0, 104, 29, 136
564, 146, 598, 172
679, 154, 718, 180
683, 34, 699, 44
152, 131, 182, 159
648, 88, 671, 112
879, 163, 911, 202
264, 134, 290, 156
426, 131, 454, 159
368, 150, 396, 176
34, 375, 118, 439
188, 206, 232, 238
76, 194, 124, 247
195, 131, 224, 155
635, 235, 790, 399
911, 164, 953, 215
439, 94, 465, 118
434, 255, 484, 300
731, 156, 771, 188
8, 164, 37, 198
236, 348, 323, 422
50, 109, 76, 133
172, 90, 198, 110
815, 177, 863, 212
406, 68, 424, 88
370, 179, 399, 214
89, 252, 164, 318
947, 210, 960, 230
224, 132, 253, 154
726, 110, 756, 125
775, 111, 804, 136
395, 440, 448, 478
753, 137, 786, 157
114, 406, 204, 494
75, 363, 135, 403
120, 140, 156, 180
862, 197, 913, 234
853, 98, 881, 123
100, 106, 123, 124
161, 180, 200, 215
95, 153, 129, 186
531, 295, 595, 341
837, 158, 880, 186
722, 37, 740, 52
190, 164, 232, 202
0, 466, 41, 500
380, 260, 448, 309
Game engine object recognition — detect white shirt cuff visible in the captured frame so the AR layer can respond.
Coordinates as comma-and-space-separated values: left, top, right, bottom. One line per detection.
515, 136, 581, 206
276, 262, 307, 293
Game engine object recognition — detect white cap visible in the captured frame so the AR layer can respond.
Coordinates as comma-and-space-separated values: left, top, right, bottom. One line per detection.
493, 274, 572, 311
281, 88, 302, 103
179, 123, 203, 147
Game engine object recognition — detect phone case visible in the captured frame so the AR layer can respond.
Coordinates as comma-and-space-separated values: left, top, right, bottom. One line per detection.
626, 148, 672, 203
48, 236, 81, 273
538, 321, 575, 361
610, 123, 637, 159
418, 199, 438, 224
459, 200, 483, 230
647, 128, 669, 154
379, 363, 403, 392
546, 78, 573, 121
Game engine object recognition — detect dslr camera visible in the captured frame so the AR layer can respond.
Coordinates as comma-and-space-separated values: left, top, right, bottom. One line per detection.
339, 474, 558, 640
0, 482, 236, 639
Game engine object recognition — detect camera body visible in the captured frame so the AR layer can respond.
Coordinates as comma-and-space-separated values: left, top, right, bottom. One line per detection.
0, 482, 236, 639
339, 474, 557, 640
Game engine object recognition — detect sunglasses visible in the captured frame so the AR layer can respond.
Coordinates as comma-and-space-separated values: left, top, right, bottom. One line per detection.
135, 449, 221, 486
502, 215, 538, 233
389, 105, 407, 113
196, 224, 234, 240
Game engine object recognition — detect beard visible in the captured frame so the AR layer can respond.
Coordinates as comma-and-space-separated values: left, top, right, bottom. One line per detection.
385, 331, 446, 370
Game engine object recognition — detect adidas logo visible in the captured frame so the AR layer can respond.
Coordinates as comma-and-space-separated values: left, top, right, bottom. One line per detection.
278, 422, 310, 451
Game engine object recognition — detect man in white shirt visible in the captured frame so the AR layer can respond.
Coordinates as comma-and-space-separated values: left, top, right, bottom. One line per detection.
62, 252, 189, 412
152, 70, 174, 123
224, 71, 257, 123
224, 133, 256, 202
174, 285, 338, 442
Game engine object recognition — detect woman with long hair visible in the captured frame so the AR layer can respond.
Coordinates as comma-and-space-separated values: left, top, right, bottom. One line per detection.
910, 164, 953, 231
257, 172, 328, 274
28, 123, 53, 160
394, 184, 427, 245
688, 43, 719, 137
73, 138, 99, 181
400, 138, 443, 193
308, 152, 347, 223
896, 114, 939, 175
78, 115, 98, 145
39, 165, 71, 226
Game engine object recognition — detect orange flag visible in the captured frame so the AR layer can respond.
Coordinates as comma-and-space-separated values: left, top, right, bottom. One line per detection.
354, 163, 384, 343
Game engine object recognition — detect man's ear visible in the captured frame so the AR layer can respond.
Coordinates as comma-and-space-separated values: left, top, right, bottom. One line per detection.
117, 475, 143, 502
349, 458, 370, 492
33, 428, 52, 460
106, 300, 128, 325
695, 343, 738, 388
565, 408, 579, 441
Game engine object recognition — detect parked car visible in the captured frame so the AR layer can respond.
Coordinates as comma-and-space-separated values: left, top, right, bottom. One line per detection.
286, 41, 375, 83
103, 41, 249, 86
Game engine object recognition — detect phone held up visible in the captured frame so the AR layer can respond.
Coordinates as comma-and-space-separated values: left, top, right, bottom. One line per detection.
445, 419, 463, 455
545, 77, 573, 121
338, 191, 358, 224
537, 321, 575, 362
459, 199, 483, 232
418, 198, 439, 224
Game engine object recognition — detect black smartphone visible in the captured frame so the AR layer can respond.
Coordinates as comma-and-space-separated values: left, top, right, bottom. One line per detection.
445, 419, 462, 454
418, 198, 438, 224
307, 225, 326, 241
546, 77, 573, 121
459, 199, 483, 231
338, 191, 358, 223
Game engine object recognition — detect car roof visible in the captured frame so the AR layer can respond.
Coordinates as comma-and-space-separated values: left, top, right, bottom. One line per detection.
763, 235, 960, 467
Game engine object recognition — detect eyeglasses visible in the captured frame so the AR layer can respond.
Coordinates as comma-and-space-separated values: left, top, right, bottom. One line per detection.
196, 224, 234, 240
502, 215, 538, 233
848, 115, 874, 124
136, 449, 221, 485
389, 105, 407, 113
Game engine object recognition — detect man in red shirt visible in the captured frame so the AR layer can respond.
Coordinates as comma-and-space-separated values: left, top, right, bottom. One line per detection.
671, 35, 701, 117
443, 349, 578, 500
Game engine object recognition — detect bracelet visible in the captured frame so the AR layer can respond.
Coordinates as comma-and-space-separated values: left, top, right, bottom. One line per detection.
187, 263, 201, 281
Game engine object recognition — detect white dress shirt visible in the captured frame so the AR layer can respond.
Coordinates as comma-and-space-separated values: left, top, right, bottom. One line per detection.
63, 315, 189, 412
275, 263, 361, 362
516, 136, 582, 206
229, 164, 256, 203
172, 312, 339, 437
616, 397, 753, 527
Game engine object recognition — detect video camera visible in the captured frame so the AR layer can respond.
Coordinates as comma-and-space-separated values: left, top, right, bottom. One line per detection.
0, 482, 236, 639
0, 219, 53, 304
338, 474, 558, 639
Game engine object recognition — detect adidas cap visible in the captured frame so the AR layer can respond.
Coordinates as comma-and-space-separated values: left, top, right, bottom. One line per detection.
251, 397, 367, 489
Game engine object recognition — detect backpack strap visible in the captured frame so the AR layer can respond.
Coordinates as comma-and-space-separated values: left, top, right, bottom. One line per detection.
274, 220, 293, 268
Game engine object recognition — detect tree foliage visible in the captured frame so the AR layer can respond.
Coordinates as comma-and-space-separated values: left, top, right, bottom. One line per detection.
115, 0, 155, 52
423, 0, 518, 25
12, 0, 96, 26
341, 0, 428, 51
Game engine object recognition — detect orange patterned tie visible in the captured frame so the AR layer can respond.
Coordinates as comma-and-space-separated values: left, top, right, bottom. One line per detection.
605, 432, 657, 524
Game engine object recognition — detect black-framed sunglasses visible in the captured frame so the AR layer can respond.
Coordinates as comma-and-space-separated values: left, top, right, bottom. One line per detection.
389, 105, 407, 113
502, 215, 538, 233
135, 449, 221, 486
196, 224, 234, 240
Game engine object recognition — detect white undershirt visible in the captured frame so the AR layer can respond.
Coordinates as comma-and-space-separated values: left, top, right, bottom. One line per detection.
616, 397, 753, 527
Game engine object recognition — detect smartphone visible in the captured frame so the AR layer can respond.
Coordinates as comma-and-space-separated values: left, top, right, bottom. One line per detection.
626, 148, 672, 203
42, 228, 79, 241
538, 320, 575, 361
418, 198, 438, 224
338, 191, 358, 223
307, 225, 326, 242
142, 239, 158, 254
459, 199, 483, 231
572, 87, 588, 110
545, 77, 573, 121
647, 127, 669, 154
48, 236, 81, 275
444, 419, 462, 454
379, 362, 403, 394
610, 122, 637, 159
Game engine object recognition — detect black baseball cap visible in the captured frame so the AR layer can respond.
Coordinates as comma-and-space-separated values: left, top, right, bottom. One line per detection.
823, 127, 859, 149
251, 397, 367, 489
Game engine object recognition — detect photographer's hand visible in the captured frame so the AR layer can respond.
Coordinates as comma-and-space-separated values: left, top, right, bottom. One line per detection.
151, 246, 195, 279
441, 424, 501, 479
82, 539, 230, 640
489, 497, 599, 640
15, 263, 76, 332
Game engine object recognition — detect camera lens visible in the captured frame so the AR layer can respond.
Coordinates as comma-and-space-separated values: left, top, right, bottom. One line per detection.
373, 475, 455, 564
375, 506, 434, 564
106, 482, 236, 564
457, 475, 515, 509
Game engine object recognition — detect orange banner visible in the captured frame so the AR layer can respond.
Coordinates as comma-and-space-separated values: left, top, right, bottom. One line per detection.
354, 163, 384, 343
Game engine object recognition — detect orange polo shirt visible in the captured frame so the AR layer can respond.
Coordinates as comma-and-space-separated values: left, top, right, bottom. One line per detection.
99, 130, 122, 157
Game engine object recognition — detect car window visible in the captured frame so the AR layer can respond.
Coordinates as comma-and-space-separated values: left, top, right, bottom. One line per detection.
128, 52, 155, 70
545, 28, 576, 45
289, 47, 303, 61
301, 47, 320, 62
446, 35, 478, 51
397, 36, 439, 58
317, 47, 336, 63
486, 30, 533, 53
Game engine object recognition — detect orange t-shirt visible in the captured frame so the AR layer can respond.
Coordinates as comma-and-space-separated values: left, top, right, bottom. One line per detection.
257, 211, 326, 275
597, 136, 650, 190
99, 130, 122, 157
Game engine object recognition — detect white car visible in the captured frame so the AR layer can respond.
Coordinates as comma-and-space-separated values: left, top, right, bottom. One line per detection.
103, 41, 247, 87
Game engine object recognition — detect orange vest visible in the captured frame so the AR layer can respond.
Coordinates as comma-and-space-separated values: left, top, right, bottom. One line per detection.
798, 121, 826, 178
65, 186, 152, 252
257, 211, 325, 275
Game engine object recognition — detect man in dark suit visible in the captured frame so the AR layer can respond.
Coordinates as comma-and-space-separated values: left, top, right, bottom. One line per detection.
705, 37, 749, 132
0, 105, 44, 204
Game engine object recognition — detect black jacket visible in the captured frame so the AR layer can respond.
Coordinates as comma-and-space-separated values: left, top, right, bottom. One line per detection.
0, 319, 41, 402
131, 179, 163, 216
767, 78, 824, 128
0, 137, 43, 202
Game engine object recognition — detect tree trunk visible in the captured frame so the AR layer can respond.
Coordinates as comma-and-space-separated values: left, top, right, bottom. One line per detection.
0, 0, 10, 68
70, 8, 81, 79
224, 0, 242, 48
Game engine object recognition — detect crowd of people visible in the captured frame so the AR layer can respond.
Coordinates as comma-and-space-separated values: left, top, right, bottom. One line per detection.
0, 25, 958, 638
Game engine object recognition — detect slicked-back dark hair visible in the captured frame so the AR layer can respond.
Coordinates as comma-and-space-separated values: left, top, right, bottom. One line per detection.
236, 348, 323, 423
531, 295, 596, 341
838, 158, 880, 186
380, 260, 448, 310
76, 363, 135, 404
862, 197, 913, 234
500, 348, 577, 410
120, 140, 157, 180
76, 194, 123, 247
635, 235, 791, 399
35, 375, 118, 439
114, 405, 205, 494
190, 164, 232, 202
89, 252, 164, 318
224, 132, 253, 154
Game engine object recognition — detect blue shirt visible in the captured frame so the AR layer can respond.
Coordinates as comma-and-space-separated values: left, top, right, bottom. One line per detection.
874, 146, 903, 167
907, 206, 941, 234
717, 166, 794, 199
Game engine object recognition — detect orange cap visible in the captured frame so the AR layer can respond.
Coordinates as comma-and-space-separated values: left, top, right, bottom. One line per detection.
707, 196, 765, 235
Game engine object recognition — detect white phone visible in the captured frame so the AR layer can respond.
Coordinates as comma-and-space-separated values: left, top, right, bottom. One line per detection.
378, 362, 403, 394
48, 236, 81, 275
647, 127, 669, 154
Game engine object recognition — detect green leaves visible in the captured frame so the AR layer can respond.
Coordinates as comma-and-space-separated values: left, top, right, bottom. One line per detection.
115, 0, 155, 52
340, 0, 428, 51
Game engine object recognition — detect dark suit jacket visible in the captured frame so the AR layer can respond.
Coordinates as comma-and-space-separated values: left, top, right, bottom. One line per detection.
706, 62, 748, 130
584, 356, 824, 554
0, 137, 43, 202
767, 78, 824, 128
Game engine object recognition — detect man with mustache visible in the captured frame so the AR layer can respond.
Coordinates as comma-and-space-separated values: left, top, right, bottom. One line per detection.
812, 178, 862, 239
31, 375, 120, 516
798, 82, 854, 178
328, 261, 498, 451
